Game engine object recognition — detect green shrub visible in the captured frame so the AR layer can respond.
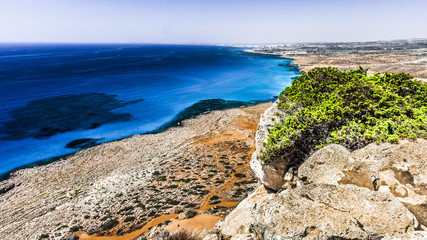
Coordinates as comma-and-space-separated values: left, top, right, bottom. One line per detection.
165, 198, 181, 205
186, 203, 197, 208
69, 226, 81, 232
262, 67, 427, 166
210, 195, 220, 200
101, 219, 119, 230
234, 173, 246, 178
124, 216, 135, 222
119, 206, 134, 213
157, 176, 167, 181
39, 234, 49, 239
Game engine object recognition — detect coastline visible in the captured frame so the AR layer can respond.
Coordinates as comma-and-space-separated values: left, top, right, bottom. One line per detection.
2, 41, 425, 239
0, 98, 276, 182
0, 47, 301, 239
0, 102, 271, 240
247, 40, 427, 83
0, 44, 300, 178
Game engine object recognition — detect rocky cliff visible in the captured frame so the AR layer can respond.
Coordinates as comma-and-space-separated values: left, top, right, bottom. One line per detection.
204, 102, 427, 240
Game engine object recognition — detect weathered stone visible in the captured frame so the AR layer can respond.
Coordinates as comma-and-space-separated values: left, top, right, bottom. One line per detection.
250, 101, 288, 190
156, 230, 169, 240
298, 144, 376, 190
198, 228, 221, 240
203, 234, 220, 240
218, 184, 418, 240
352, 139, 427, 228
403, 203, 427, 228
177, 210, 198, 220
251, 134, 427, 236
61, 233, 79, 240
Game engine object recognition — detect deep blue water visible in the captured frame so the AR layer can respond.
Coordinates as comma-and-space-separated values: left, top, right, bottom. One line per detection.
0, 44, 299, 177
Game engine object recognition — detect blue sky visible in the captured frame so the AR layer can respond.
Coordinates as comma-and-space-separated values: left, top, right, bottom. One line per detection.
0, 0, 426, 43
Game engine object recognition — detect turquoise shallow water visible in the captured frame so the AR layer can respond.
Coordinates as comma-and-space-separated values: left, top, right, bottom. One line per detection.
0, 44, 299, 177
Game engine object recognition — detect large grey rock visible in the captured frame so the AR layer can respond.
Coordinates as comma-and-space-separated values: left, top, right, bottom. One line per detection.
352, 139, 427, 227
250, 101, 288, 190
245, 107, 426, 240
298, 144, 377, 190
217, 184, 418, 240
156, 230, 170, 240
297, 140, 427, 229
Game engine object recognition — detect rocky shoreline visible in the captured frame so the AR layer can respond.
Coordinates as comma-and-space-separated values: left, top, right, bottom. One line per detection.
2, 40, 426, 240
210, 100, 427, 240
0, 103, 271, 240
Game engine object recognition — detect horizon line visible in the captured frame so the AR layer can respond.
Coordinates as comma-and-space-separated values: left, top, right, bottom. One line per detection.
0, 38, 426, 46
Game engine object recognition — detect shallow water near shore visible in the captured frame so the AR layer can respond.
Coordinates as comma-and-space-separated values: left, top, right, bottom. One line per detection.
0, 44, 299, 176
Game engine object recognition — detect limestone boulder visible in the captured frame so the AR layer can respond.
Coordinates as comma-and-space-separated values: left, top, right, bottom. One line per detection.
298, 144, 377, 190
352, 139, 427, 227
218, 184, 418, 240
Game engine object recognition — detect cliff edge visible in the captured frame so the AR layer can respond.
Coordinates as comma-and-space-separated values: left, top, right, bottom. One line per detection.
208, 139, 427, 240
204, 68, 427, 240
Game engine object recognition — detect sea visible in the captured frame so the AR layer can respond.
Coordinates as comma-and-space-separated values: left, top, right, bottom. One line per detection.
0, 44, 299, 178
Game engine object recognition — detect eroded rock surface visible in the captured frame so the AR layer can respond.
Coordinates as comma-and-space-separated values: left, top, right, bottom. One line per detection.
298, 144, 376, 190
218, 139, 427, 240
250, 101, 287, 191
217, 184, 417, 240
353, 139, 427, 227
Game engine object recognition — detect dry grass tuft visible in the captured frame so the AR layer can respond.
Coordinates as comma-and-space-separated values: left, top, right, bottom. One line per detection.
168, 230, 197, 240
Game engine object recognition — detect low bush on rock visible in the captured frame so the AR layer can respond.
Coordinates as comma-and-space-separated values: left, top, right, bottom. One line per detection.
101, 219, 119, 230
262, 67, 427, 166
39, 234, 49, 239
168, 230, 197, 240
124, 216, 135, 222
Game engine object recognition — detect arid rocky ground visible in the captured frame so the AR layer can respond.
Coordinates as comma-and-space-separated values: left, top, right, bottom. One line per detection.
2, 39, 426, 240
250, 39, 427, 83
0, 103, 271, 240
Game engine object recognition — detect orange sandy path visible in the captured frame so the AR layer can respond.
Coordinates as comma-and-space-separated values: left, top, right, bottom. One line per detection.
77, 214, 178, 240
164, 214, 223, 233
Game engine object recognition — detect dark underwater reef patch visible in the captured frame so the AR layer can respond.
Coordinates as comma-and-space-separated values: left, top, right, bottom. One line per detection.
65, 138, 102, 149
0, 93, 143, 140
151, 98, 273, 133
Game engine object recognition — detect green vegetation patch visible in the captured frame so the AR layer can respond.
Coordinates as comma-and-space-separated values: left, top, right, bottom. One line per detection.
262, 67, 427, 166
101, 219, 119, 230
39, 234, 49, 239
124, 216, 135, 222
